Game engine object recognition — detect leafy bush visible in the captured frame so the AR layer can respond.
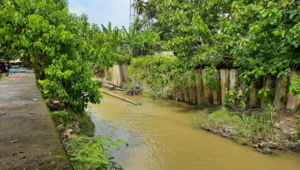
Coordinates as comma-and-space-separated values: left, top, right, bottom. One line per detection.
224, 91, 239, 106
127, 55, 175, 75
65, 135, 128, 170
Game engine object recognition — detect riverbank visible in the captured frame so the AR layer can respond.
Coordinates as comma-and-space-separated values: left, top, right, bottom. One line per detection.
191, 106, 300, 154
0, 73, 71, 169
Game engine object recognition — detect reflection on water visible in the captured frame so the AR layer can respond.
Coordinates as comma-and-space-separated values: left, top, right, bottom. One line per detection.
87, 90, 300, 170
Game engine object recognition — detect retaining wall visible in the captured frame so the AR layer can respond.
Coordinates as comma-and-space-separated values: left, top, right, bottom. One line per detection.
172, 69, 300, 111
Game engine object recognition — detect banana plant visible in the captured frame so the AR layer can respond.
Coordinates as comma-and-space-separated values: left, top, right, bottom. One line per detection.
121, 26, 138, 55
101, 22, 120, 46
136, 29, 161, 55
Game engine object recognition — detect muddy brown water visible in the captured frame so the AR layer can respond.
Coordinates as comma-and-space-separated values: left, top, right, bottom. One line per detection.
87, 90, 300, 170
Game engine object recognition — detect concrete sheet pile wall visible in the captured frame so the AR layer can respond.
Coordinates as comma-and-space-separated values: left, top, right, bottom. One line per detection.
171, 69, 300, 110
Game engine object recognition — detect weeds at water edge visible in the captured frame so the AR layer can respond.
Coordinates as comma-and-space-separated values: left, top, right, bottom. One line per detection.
190, 104, 276, 143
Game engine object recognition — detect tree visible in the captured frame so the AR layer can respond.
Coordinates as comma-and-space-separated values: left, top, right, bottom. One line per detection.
132, 17, 144, 31
132, 0, 146, 16
146, 0, 300, 108
0, 0, 118, 112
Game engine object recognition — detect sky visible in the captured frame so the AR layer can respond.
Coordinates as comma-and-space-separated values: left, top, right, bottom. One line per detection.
69, 0, 131, 29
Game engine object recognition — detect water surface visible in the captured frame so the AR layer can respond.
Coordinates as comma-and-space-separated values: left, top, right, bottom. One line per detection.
87, 90, 300, 170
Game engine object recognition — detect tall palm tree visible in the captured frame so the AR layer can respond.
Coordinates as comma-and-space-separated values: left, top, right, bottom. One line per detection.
132, 17, 144, 31
132, 0, 146, 16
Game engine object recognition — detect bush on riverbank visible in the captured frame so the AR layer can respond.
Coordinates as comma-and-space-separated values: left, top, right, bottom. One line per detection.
50, 110, 128, 169
65, 135, 128, 170
124, 55, 176, 99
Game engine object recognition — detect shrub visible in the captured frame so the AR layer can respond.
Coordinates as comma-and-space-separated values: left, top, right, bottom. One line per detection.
65, 135, 128, 170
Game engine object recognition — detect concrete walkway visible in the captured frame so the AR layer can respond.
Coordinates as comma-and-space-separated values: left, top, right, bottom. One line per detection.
0, 73, 72, 169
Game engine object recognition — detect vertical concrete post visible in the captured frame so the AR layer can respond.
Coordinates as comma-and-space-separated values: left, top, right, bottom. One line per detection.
212, 71, 220, 105
287, 71, 300, 110
229, 69, 237, 91
111, 65, 117, 85
196, 69, 204, 104
120, 64, 129, 83
181, 81, 190, 103
274, 78, 287, 110
111, 65, 123, 86
202, 70, 213, 104
261, 77, 274, 109
220, 69, 229, 105
188, 77, 197, 104
250, 81, 258, 107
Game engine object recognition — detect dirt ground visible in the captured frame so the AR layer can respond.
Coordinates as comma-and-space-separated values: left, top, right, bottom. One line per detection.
273, 109, 300, 140
0, 73, 72, 170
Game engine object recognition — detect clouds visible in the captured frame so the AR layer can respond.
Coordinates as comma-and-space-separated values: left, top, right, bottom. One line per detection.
69, 6, 87, 16
68, 0, 131, 29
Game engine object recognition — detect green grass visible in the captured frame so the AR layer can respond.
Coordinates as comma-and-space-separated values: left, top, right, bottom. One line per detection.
190, 105, 276, 143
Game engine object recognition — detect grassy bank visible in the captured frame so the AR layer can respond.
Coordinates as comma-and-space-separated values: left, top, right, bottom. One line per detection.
190, 105, 300, 154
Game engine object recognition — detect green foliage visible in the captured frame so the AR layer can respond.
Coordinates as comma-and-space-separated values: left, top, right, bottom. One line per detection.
125, 55, 176, 99
196, 101, 211, 110
0, 0, 122, 112
64, 135, 128, 170
1, 74, 7, 80
135, 29, 162, 55
191, 105, 275, 142
290, 76, 300, 101
51, 111, 95, 137
146, 0, 300, 101
225, 91, 239, 106
203, 66, 219, 91
258, 88, 275, 103
297, 119, 300, 125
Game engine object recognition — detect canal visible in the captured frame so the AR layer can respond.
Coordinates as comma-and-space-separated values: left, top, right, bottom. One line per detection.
87, 90, 300, 170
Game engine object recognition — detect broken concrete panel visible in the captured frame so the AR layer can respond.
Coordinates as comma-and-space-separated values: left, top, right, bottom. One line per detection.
196, 69, 204, 104
287, 71, 300, 110
229, 69, 237, 91
261, 77, 274, 109
111, 65, 122, 85
120, 64, 129, 83
212, 71, 220, 105
220, 69, 229, 105
250, 82, 258, 107
274, 78, 287, 110
201, 70, 213, 104
188, 78, 197, 104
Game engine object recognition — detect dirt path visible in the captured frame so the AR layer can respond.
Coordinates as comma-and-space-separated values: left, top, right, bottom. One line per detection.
0, 73, 72, 169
